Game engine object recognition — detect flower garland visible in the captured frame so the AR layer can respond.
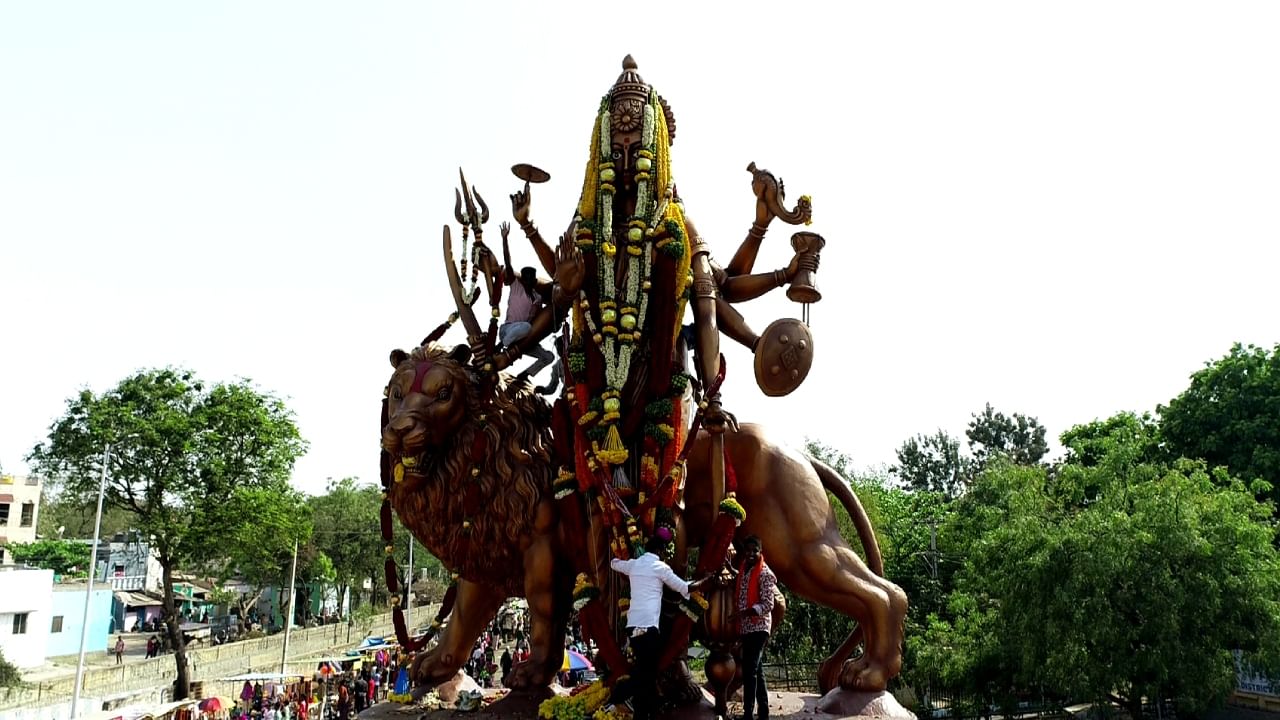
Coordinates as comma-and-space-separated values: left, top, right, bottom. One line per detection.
538, 680, 612, 720
562, 82, 705, 680
569, 88, 695, 472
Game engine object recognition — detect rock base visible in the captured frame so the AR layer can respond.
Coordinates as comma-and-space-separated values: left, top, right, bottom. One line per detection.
815, 689, 916, 720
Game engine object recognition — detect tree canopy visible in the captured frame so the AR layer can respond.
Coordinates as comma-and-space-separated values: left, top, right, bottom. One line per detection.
5, 538, 91, 576
891, 404, 1048, 497
1160, 342, 1280, 508
27, 367, 307, 698
914, 415, 1280, 716
308, 477, 386, 608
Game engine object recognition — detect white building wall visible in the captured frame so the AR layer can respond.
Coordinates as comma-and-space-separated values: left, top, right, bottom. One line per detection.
0, 474, 43, 563
0, 567, 53, 667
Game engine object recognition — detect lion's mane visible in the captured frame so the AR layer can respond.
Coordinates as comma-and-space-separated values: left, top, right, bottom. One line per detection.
388, 344, 555, 597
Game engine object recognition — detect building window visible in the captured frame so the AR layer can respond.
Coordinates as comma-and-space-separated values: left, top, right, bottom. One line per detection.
113, 564, 125, 577
0, 548, 5, 563
0, 503, 9, 524
52, 615, 64, 633
20, 503, 34, 527
13, 612, 29, 634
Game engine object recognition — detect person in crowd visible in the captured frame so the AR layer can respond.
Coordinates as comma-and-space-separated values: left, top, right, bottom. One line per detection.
734, 535, 779, 720
500, 648, 513, 682
114, 636, 125, 665
607, 536, 710, 720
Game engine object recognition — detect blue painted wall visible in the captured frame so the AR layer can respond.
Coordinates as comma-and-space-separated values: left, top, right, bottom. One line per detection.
47, 587, 114, 657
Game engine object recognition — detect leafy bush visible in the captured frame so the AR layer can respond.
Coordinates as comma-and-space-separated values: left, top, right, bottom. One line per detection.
0, 648, 22, 688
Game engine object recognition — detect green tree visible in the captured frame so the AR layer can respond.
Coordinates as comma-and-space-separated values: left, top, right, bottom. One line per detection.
309, 478, 387, 612
27, 368, 307, 699
37, 483, 133, 540
893, 406, 1050, 498
1159, 342, 1280, 507
5, 538, 91, 576
965, 403, 1049, 468
0, 648, 20, 689
297, 551, 337, 624
916, 416, 1280, 716
892, 430, 970, 497
205, 486, 313, 628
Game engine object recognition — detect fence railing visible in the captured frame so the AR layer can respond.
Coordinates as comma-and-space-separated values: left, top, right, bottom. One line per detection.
754, 664, 1077, 720
106, 575, 147, 591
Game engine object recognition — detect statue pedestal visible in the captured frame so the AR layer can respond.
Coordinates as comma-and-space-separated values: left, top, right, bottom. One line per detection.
815, 689, 916, 720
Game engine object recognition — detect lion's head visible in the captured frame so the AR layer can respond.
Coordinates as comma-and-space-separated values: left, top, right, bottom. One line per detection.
380, 342, 557, 594
382, 344, 473, 461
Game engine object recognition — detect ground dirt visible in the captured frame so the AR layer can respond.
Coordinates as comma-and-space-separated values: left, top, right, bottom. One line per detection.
359, 688, 882, 720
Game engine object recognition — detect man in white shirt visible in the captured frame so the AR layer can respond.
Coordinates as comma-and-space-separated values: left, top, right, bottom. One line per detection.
608, 537, 709, 720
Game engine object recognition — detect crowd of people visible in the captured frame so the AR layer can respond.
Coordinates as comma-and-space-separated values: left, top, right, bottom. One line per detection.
230, 649, 407, 720
465, 624, 531, 688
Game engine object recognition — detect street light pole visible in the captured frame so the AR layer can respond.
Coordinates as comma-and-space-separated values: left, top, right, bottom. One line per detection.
405, 536, 414, 633
71, 443, 110, 720
280, 539, 298, 674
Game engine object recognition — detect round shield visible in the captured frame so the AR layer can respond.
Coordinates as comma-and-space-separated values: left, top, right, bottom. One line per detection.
753, 318, 814, 397
511, 163, 551, 183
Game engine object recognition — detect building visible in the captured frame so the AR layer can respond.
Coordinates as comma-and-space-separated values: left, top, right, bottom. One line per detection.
95, 532, 163, 593
47, 580, 114, 657
0, 474, 43, 565
0, 565, 54, 667
112, 591, 165, 633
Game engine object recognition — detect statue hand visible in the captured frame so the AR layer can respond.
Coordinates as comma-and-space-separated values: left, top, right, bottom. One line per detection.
785, 253, 801, 282
555, 230, 585, 297
469, 334, 491, 365
510, 181, 532, 226
785, 248, 820, 281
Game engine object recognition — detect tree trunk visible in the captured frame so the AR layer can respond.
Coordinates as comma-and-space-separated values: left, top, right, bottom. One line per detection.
302, 585, 314, 624
161, 560, 191, 699
237, 587, 265, 631
277, 586, 288, 632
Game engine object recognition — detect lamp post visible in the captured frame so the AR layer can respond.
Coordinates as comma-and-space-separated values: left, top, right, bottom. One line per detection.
280, 539, 298, 674
71, 443, 110, 719
405, 537, 414, 633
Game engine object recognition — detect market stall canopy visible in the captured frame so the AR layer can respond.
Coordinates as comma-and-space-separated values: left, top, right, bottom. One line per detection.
197, 697, 226, 712
353, 642, 395, 653
562, 649, 593, 672
114, 591, 164, 608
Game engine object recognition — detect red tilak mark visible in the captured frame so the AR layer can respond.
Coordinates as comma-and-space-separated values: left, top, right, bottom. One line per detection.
409, 360, 434, 394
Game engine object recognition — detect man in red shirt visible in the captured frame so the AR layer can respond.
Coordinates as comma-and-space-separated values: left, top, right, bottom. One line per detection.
735, 536, 778, 720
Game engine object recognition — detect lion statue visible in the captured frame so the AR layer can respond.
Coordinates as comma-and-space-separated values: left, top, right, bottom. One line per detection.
382, 342, 908, 698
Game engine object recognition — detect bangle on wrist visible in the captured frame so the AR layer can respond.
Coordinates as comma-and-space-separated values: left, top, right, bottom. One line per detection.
774, 269, 786, 288
520, 220, 536, 234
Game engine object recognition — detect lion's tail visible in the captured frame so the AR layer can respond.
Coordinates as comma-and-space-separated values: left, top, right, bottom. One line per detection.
809, 456, 883, 693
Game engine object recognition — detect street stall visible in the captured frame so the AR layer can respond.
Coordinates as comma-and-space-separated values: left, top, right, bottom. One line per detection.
220, 672, 311, 717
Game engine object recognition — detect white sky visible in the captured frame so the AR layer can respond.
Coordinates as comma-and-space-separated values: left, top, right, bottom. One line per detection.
2, 2, 1278, 495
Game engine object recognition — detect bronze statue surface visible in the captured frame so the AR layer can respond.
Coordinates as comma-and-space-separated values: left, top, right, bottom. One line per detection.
378, 55, 907, 714
382, 346, 907, 693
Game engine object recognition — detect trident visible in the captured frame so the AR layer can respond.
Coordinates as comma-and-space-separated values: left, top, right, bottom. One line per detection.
453, 168, 490, 241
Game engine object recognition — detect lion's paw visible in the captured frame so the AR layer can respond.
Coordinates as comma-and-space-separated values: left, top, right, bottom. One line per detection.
507, 659, 551, 690
838, 657, 890, 693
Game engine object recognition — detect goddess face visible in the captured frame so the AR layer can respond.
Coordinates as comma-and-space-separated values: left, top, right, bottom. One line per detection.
610, 127, 642, 192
